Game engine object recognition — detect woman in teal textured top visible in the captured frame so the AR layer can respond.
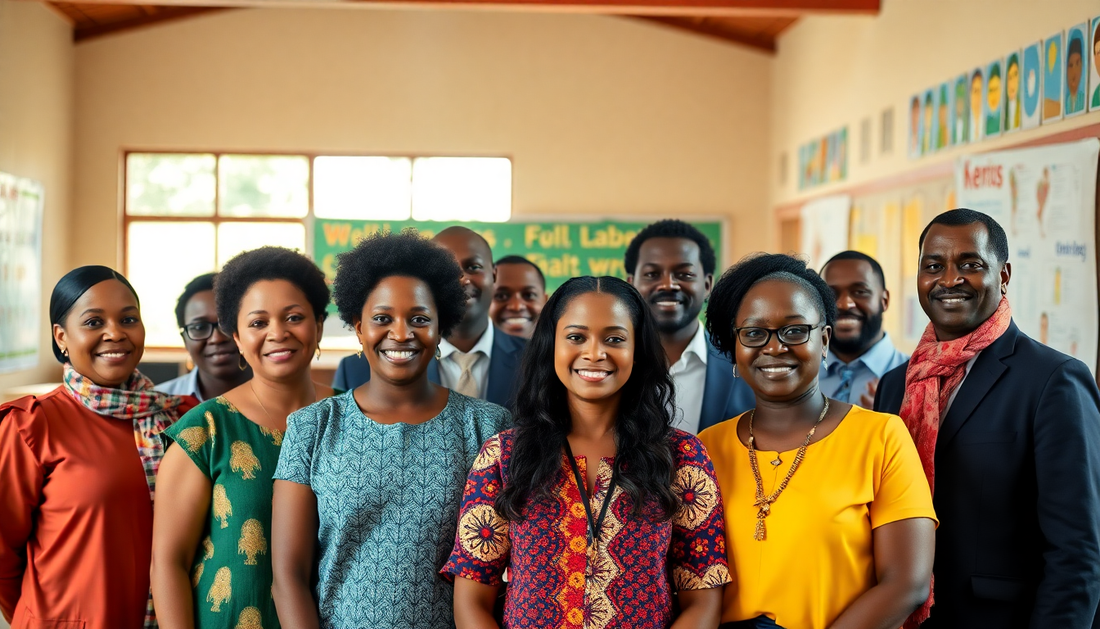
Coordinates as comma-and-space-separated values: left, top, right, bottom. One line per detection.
271, 231, 511, 629
151, 247, 335, 629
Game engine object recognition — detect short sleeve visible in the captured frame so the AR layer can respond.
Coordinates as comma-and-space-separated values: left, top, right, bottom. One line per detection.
161, 403, 216, 478
869, 415, 938, 529
441, 434, 511, 585
273, 403, 320, 486
668, 432, 733, 591
0, 402, 45, 615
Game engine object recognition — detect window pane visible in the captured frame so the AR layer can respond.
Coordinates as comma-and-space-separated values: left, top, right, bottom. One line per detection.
218, 155, 309, 218
313, 156, 412, 220
217, 222, 307, 268
127, 222, 216, 348
411, 157, 511, 222
126, 153, 216, 217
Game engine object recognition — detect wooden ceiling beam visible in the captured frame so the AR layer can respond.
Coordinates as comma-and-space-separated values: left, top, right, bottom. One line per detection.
70, 5, 226, 41
638, 16, 782, 52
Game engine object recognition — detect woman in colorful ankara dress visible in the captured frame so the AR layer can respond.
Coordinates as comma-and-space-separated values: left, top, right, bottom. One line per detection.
152, 247, 336, 629
445, 276, 730, 629
0, 266, 194, 629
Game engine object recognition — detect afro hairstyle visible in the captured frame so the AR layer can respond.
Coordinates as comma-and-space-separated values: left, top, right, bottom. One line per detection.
331, 230, 468, 338
214, 246, 330, 335
705, 253, 838, 358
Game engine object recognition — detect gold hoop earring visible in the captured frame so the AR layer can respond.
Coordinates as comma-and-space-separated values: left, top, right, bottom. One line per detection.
315, 347, 321, 361
238, 355, 248, 371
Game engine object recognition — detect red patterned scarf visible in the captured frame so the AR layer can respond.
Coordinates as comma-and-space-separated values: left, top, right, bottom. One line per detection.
898, 296, 1012, 627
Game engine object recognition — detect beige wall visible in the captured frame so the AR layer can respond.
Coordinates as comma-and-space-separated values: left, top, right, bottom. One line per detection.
0, 0, 74, 394
772, 0, 1100, 208
72, 7, 772, 271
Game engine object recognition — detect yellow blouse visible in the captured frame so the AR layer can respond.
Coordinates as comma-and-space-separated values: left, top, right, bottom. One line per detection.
698, 405, 936, 629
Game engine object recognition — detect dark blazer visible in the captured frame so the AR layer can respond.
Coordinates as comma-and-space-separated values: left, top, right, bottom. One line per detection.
332, 326, 527, 409
875, 321, 1100, 628
697, 336, 756, 433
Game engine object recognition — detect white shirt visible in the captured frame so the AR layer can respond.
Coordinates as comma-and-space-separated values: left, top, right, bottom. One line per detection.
437, 323, 495, 400
155, 368, 204, 401
668, 323, 709, 435
944, 352, 981, 417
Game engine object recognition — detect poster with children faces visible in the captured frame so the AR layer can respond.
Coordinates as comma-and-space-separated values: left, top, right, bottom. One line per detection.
1089, 16, 1100, 112
936, 82, 952, 150
1021, 41, 1043, 129
922, 88, 936, 155
1043, 32, 1064, 123
983, 58, 1004, 139
967, 67, 985, 142
908, 94, 923, 159
1003, 50, 1022, 133
1065, 23, 1087, 118
951, 73, 970, 145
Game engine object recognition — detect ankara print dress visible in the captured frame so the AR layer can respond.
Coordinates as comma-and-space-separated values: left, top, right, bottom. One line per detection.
442, 429, 732, 629
163, 396, 283, 629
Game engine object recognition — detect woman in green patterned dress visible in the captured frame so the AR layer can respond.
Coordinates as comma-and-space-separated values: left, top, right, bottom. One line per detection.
151, 247, 335, 629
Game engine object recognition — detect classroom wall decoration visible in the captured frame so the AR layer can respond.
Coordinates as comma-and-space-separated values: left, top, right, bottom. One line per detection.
1004, 50, 1023, 133
1090, 16, 1100, 111
1022, 41, 1043, 129
798, 127, 848, 190
0, 173, 45, 374
1066, 23, 1089, 118
984, 57, 1004, 139
1044, 31, 1064, 123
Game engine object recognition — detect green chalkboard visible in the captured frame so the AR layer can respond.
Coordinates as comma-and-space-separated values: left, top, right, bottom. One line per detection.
313, 218, 723, 309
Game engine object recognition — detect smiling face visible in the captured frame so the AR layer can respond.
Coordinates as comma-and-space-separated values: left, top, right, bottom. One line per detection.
554, 292, 635, 405
628, 237, 713, 336
232, 279, 322, 381
433, 229, 495, 331
181, 289, 243, 381
490, 263, 546, 339
821, 259, 887, 357
355, 275, 440, 385
1006, 60, 1020, 101
733, 280, 830, 404
53, 279, 145, 387
918, 223, 1011, 341
987, 74, 1002, 111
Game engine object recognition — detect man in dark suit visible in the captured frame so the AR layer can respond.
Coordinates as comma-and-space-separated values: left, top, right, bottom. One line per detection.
875, 209, 1100, 628
333, 226, 526, 408
625, 219, 754, 433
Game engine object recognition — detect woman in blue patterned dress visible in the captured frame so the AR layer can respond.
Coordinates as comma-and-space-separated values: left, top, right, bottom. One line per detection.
272, 231, 512, 629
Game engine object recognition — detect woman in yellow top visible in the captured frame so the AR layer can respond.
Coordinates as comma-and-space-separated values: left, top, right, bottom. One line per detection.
698, 253, 936, 629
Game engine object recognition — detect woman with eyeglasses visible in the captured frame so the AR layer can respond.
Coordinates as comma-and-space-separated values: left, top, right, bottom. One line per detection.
156, 273, 252, 402
697, 254, 936, 629
151, 247, 335, 629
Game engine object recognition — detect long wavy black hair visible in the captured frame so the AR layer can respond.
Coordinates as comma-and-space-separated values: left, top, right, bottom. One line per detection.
496, 276, 678, 521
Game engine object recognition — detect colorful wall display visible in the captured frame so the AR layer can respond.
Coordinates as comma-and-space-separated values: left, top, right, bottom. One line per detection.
0, 173, 45, 374
1022, 41, 1043, 129
1044, 31, 1064, 122
798, 127, 848, 190
798, 194, 851, 270
984, 57, 1004, 139
951, 73, 971, 145
1091, 16, 1100, 111
1066, 22, 1089, 118
956, 139, 1099, 372
1004, 50, 1023, 133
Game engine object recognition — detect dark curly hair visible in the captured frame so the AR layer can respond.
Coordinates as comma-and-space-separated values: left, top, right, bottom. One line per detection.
331, 230, 467, 337
175, 272, 216, 328
215, 246, 330, 335
705, 253, 838, 358
496, 276, 678, 522
623, 219, 717, 276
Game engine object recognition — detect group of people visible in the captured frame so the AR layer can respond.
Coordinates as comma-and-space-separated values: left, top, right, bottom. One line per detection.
0, 210, 1098, 629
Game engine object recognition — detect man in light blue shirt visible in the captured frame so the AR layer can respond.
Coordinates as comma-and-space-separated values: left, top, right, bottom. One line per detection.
819, 251, 908, 407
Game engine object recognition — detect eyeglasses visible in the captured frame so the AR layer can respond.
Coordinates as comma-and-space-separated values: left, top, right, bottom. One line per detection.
733, 323, 825, 348
180, 320, 220, 341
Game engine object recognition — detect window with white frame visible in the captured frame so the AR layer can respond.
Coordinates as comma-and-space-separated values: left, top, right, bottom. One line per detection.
124, 152, 512, 348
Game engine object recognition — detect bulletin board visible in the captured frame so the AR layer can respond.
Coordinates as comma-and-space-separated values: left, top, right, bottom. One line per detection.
0, 173, 45, 374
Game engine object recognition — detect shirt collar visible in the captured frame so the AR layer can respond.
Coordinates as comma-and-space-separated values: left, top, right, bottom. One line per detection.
828, 333, 898, 377
674, 322, 709, 368
438, 321, 495, 360
185, 368, 203, 400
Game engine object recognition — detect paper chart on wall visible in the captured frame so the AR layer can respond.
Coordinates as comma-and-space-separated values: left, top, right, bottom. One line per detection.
798, 194, 851, 270
955, 139, 1100, 373
0, 173, 45, 374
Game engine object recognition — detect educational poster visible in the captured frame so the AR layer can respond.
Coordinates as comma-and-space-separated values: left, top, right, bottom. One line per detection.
1089, 17, 1100, 111
956, 139, 1100, 372
984, 58, 1004, 139
0, 173, 44, 374
1021, 41, 1043, 129
922, 88, 936, 155
798, 127, 848, 190
1003, 50, 1023, 133
1043, 32, 1064, 122
937, 82, 951, 150
849, 193, 903, 343
1065, 23, 1088, 118
799, 194, 851, 270
908, 94, 923, 159
968, 67, 985, 142
951, 73, 970, 146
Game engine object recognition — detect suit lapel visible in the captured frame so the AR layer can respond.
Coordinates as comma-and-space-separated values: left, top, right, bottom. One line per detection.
485, 331, 521, 406
938, 323, 1018, 446
699, 342, 729, 433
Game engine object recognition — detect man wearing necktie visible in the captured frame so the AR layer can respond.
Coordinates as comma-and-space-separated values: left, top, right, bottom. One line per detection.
818, 251, 908, 408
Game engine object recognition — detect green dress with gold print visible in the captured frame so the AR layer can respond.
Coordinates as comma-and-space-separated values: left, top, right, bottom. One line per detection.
163, 395, 284, 629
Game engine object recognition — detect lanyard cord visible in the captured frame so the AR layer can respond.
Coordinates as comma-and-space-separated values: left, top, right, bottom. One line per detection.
562, 439, 619, 547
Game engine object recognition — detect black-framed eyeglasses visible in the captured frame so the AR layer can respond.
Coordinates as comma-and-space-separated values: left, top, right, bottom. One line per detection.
180, 320, 220, 341
733, 323, 825, 348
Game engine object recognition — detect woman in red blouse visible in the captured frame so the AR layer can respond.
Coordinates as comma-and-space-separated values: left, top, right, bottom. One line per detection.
443, 276, 730, 629
0, 266, 194, 629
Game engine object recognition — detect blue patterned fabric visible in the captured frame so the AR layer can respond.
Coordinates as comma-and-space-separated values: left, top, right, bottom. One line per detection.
273, 389, 511, 629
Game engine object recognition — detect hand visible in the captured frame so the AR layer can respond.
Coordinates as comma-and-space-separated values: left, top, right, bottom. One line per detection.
859, 379, 878, 409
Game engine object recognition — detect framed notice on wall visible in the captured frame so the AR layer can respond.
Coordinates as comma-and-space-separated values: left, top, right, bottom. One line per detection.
0, 173, 45, 374
956, 138, 1100, 373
